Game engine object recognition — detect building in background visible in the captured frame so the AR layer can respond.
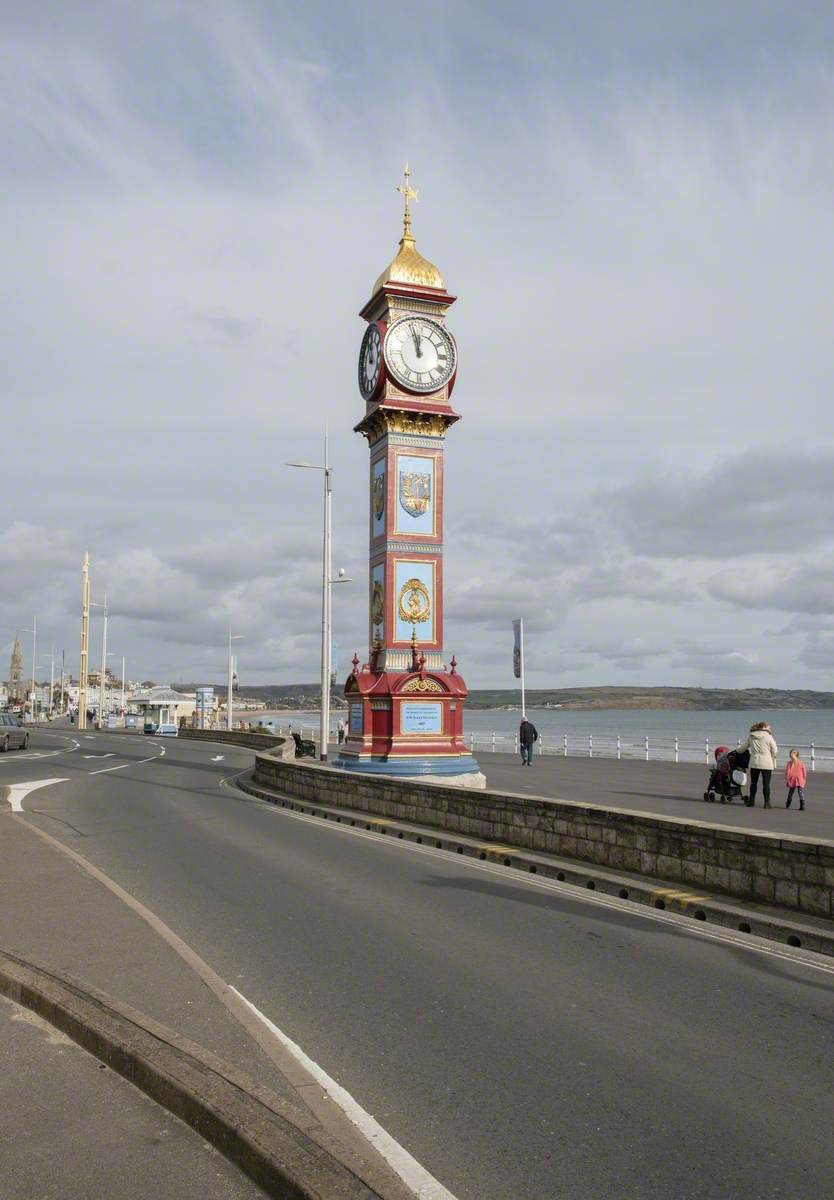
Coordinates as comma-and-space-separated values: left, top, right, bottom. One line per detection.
127, 686, 196, 729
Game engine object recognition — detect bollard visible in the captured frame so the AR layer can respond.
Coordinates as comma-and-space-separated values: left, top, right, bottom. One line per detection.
704, 738, 710, 764
588, 734, 593, 758
645, 735, 649, 762
617, 734, 621, 760
563, 732, 568, 757
674, 736, 679, 763
811, 742, 816, 773
491, 731, 496, 752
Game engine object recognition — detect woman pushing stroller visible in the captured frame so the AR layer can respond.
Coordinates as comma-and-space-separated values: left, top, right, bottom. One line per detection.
737, 722, 778, 808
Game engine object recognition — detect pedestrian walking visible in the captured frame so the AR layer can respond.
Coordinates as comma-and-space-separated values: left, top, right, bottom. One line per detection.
785, 748, 807, 811
519, 716, 538, 766
337, 717, 346, 744
738, 721, 778, 808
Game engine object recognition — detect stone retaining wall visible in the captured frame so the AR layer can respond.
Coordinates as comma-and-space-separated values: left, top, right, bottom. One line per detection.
253, 752, 834, 918
180, 728, 291, 753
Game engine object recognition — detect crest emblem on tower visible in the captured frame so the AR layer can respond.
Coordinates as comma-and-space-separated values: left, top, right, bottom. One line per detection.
373, 472, 385, 520
399, 471, 431, 517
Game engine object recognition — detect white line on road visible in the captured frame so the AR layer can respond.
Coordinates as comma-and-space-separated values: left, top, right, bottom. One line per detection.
5, 779, 69, 812
8, 807, 454, 1198
83, 753, 115, 759
0, 739, 81, 763
88, 744, 166, 775
211, 755, 225, 761
232, 987, 459, 1200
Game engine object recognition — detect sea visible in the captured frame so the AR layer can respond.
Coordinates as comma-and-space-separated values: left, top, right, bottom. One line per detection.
252, 706, 834, 770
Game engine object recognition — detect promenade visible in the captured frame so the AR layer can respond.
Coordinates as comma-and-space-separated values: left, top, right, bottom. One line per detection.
480, 752, 834, 840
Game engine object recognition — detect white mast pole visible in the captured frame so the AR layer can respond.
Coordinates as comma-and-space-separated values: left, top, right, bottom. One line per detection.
98, 592, 108, 727
320, 425, 332, 760
519, 618, 526, 720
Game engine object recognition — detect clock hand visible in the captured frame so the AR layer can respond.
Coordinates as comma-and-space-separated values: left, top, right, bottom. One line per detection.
412, 327, 423, 358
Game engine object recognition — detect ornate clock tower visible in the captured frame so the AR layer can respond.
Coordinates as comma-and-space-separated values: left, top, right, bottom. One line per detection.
339, 167, 483, 785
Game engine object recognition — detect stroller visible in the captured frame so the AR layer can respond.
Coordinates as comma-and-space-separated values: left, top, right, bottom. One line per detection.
704, 745, 750, 804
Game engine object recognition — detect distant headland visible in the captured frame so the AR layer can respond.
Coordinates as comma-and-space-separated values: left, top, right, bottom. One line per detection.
170, 683, 834, 712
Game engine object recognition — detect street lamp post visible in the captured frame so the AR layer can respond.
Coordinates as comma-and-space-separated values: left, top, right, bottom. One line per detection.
22, 617, 36, 723
227, 630, 243, 731
287, 428, 351, 761
90, 596, 108, 727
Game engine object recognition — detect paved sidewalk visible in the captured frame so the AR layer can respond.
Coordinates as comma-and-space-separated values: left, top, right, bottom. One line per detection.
479, 753, 834, 840
0, 810, 306, 1108
0, 994, 265, 1200
0, 804, 317, 1197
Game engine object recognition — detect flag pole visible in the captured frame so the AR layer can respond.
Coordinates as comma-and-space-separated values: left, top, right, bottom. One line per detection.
519, 618, 526, 719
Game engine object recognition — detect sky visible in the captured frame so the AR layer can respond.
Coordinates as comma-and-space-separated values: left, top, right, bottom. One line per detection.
2, 1, 833, 690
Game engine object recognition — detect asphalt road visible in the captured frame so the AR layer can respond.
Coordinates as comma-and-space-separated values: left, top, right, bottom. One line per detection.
4, 728, 834, 1200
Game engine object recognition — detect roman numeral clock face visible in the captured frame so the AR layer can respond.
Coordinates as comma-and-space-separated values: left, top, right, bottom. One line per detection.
383, 316, 456, 394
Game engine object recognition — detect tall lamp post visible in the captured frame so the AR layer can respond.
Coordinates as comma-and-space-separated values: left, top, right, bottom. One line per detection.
90, 595, 108, 727
287, 429, 351, 761
22, 617, 36, 723
227, 630, 243, 731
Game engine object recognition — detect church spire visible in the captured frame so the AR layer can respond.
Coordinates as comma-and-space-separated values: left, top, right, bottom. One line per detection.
9, 633, 22, 701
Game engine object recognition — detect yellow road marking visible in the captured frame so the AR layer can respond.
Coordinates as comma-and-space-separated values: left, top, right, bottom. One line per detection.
651, 887, 708, 910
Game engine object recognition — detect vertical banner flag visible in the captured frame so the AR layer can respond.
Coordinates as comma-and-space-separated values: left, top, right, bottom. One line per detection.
512, 619, 522, 679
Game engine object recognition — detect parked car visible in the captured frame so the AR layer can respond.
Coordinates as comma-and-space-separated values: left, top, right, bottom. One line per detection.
155, 723, 178, 737
0, 712, 29, 751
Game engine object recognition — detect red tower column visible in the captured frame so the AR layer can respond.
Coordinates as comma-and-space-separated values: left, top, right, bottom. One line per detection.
338, 168, 483, 785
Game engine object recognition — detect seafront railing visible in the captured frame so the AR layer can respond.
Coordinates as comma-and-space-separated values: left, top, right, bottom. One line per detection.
259, 723, 834, 773
461, 731, 834, 772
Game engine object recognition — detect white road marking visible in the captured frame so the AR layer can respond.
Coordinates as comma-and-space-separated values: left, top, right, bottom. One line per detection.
83, 753, 114, 759
6, 778, 69, 812
8, 809, 451, 1197
233, 786, 834, 978
0, 739, 81, 763
231, 987, 459, 1200
88, 744, 165, 775
211, 755, 225, 761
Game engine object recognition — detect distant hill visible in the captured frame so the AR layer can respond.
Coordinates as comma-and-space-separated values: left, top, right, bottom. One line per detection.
172, 683, 834, 711
463, 687, 834, 710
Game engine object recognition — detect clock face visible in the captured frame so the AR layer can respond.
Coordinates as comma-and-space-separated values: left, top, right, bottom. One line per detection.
358, 322, 383, 400
383, 316, 456, 394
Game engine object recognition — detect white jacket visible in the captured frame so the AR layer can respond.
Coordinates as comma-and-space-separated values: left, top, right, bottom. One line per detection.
740, 728, 778, 770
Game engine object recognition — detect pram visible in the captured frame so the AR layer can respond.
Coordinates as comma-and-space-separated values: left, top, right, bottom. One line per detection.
704, 745, 750, 804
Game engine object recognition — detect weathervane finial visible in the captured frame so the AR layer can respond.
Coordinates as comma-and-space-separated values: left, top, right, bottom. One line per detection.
396, 161, 419, 238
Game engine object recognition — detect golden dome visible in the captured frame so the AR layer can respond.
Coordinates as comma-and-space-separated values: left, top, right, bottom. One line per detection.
373, 231, 445, 294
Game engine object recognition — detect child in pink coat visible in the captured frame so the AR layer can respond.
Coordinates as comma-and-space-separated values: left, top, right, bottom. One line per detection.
784, 749, 807, 810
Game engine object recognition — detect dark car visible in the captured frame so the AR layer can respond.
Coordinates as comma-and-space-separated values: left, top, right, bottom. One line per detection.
0, 712, 29, 751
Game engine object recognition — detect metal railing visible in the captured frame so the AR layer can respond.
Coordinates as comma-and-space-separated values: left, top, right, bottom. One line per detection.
460, 732, 834, 772
255, 722, 834, 773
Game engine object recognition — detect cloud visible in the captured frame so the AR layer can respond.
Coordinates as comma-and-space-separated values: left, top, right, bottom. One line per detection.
3, 4, 834, 687
602, 447, 834, 559
707, 558, 834, 615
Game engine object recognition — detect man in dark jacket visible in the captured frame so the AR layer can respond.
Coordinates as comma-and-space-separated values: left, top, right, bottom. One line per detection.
519, 717, 538, 766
